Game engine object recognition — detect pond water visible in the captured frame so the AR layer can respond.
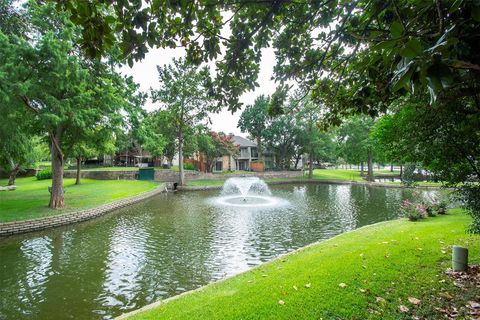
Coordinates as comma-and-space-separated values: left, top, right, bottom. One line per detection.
0, 183, 438, 320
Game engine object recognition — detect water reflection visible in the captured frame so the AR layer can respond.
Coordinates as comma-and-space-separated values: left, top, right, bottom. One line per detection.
0, 184, 440, 320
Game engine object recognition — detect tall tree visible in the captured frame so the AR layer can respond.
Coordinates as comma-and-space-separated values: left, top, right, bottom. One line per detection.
296, 108, 335, 178
151, 58, 217, 185
66, 127, 116, 185
238, 95, 269, 160
337, 116, 375, 181
0, 2, 140, 208
262, 114, 301, 170
147, 110, 178, 167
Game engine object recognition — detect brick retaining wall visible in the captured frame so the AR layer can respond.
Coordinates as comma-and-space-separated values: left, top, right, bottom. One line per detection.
0, 184, 166, 237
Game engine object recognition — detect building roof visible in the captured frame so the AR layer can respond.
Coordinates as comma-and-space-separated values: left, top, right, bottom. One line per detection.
232, 135, 257, 147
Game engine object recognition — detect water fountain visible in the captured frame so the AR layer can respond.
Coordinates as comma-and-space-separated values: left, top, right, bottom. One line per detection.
211, 177, 289, 208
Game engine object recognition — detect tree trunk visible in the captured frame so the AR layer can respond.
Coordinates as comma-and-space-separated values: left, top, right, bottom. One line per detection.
178, 130, 185, 186
8, 164, 20, 186
390, 164, 394, 172
49, 134, 65, 209
400, 164, 403, 177
367, 148, 374, 182
75, 157, 81, 185
360, 162, 364, 175
294, 155, 301, 169
308, 153, 313, 179
256, 136, 262, 161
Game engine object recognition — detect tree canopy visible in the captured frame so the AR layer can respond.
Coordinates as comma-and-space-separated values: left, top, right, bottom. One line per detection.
0, 1, 144, 208
150, 58, 217, 185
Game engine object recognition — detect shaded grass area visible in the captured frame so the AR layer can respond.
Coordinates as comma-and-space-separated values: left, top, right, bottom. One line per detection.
128, 210, 478, 320
0, 177, 158, 222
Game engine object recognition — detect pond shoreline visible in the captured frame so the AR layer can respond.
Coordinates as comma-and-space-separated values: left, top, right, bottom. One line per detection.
178, 178, 445, 191
0, 179, 444, 237
116, 217, 396, 319
116, 210, 474, 320
0, 183, 167, 237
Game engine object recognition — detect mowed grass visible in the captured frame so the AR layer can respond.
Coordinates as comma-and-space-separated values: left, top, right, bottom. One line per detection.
184, 169, 434, 187
127, 210, 479, 320
0, 177, 158, 222
311, 169, 365, 181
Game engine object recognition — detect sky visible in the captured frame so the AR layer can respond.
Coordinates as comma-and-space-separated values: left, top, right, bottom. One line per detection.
118, 34, 278, 137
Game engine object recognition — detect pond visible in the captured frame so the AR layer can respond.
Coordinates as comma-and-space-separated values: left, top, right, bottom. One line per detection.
0, 183, 438, 320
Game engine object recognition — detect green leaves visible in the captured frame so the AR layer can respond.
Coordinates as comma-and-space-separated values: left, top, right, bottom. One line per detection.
390, 21, 404, 39
400, 39, 422, 58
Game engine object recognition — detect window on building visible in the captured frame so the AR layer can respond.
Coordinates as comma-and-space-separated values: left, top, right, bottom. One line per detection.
240, 147, 249, 158
251, 147, 258, 158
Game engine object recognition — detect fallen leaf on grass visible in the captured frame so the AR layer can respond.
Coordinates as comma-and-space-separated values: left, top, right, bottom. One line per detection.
359, 288, 366, 293
376, 297, 386, 304
468, 301, 480, 309
278, 300, 285, 305
440, 291, 453, 300
304, 283, 311, 288
338, 283, 347, 288
399, 305, 409, 313
408, 297, 421, 305
292, 285, 298, 291
261, 274, 268, 277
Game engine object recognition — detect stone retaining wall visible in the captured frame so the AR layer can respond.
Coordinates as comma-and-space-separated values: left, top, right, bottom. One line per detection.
63, 170, 137, 180
0, 169, 38, 179
0, 184, 166, 237
64, 170, 304, 182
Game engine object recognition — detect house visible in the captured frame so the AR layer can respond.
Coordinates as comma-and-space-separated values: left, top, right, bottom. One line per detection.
213, 135, 275, 172
113, 146, 162, 167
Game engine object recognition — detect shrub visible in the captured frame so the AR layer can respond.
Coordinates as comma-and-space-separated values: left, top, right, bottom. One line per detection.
424, 202, 436, 217
183, 162, 196, 170
456, 184, 480, 234
399, 199, 427, 221
432, 199, 448, 215
36, 169, 52, 180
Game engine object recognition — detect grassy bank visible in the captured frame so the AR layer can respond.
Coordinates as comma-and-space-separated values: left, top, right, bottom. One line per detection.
185, 169, 442, 187
126, 210, 478, 320
0, 177, 158, 222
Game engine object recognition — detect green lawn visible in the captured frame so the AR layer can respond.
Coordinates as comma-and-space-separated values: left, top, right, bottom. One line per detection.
185, 169, 442, 188
311, 169, 365, 181
0, 177, 158, 222
126, 210, 478, 320
310, 169, 443, 187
